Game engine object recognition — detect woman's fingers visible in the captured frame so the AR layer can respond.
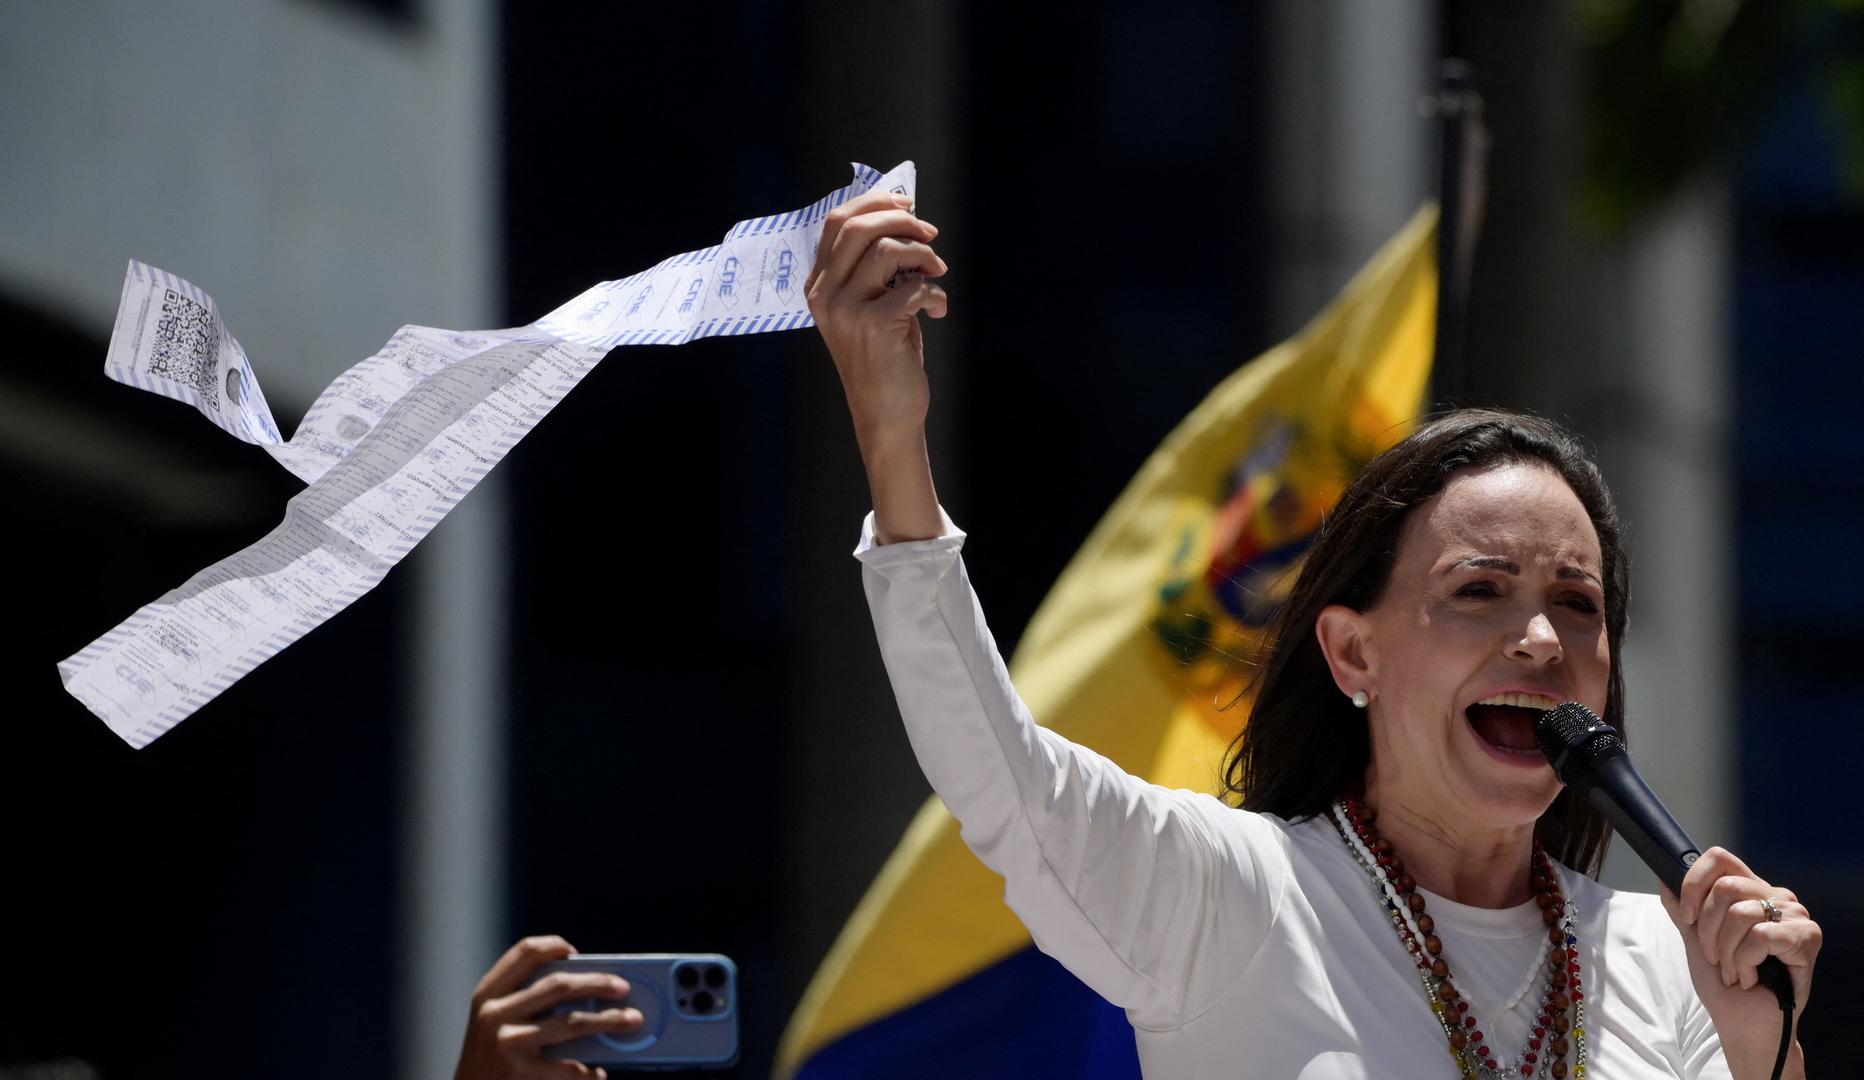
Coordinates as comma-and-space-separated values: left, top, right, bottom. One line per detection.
874, 274, 950, 321
473, 936, 577, 1006
1714, 897, 1779, 985
810, 236, 947, 315
817, 190, 913, 275
484, 971, 633, 1024
1694, 874, 1753, 970
812, 208, 939, 297
1679, 846, 1756, 923
1678, 846, 1761, 962
1722, 897, 1818, 991
863, 239, 948, 296
1675, 845, 1822, 1006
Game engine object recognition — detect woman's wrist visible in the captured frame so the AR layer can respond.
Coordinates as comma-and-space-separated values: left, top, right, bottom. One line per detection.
858, 426, 942, 544
1722, 1033, 1802, 1080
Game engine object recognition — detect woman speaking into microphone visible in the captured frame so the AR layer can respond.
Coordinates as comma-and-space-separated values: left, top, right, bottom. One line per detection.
806, 189, 1822, 1079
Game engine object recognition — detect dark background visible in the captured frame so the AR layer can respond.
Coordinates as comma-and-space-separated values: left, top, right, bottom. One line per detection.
3, 2, 1860, 1078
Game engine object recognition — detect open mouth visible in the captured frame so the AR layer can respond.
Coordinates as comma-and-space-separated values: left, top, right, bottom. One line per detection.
1465, 692, 1561, 759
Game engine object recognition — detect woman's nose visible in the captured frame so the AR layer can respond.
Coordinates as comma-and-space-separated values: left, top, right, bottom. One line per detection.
1507, 612, 1563, 665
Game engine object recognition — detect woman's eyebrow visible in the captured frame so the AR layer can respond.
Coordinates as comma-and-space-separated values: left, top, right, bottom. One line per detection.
1443, 555, 1518, 575
1443, 555, 1603, 589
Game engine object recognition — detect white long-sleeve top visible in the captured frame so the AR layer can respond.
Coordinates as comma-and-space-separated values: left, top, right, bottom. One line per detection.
856, 514, 1728, 1079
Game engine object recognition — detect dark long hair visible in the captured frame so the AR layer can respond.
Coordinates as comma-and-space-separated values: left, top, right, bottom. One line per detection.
1224, 409, 1631, 876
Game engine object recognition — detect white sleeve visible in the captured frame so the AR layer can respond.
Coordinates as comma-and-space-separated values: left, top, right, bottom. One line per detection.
1672, 929, 1731, 1079
854, 511, 1285, 1028
1679, 996, 1731, 1080
1629, 891, 1730, 1079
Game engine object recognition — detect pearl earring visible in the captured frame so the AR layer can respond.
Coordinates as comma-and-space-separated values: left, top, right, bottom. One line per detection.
1351, 690, 1369, 709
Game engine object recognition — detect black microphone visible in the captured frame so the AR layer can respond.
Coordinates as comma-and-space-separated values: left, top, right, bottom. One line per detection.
1535, 702, 1794, 1012
1535, 702, 1699, 892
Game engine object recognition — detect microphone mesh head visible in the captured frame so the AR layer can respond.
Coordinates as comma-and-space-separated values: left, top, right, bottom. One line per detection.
1535, 702, 1625, 784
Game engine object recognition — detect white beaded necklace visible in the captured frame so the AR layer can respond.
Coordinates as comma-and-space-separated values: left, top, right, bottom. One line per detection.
1495, 935, 1557, 1014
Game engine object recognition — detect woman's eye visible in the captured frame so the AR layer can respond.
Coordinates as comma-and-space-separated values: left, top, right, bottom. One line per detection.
1455, 581, 1499, 599
1562, 594, 1602, 615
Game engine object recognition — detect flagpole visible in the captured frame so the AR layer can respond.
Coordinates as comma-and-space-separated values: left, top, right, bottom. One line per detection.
1429, 58, 1484, 408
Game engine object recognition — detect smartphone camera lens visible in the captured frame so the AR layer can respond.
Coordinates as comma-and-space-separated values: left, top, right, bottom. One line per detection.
703, 965, 727, 989
692, 990, 716, 1013
676, 965, 700, 990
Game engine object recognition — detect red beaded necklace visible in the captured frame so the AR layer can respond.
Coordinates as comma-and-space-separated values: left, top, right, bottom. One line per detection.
1329, 797, 1590, 1079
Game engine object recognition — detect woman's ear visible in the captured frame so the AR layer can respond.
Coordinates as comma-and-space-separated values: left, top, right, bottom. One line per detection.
1314, 604, 1374, 700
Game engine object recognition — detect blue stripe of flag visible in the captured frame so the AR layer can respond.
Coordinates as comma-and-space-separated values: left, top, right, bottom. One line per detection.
794, 946, 1139, 1080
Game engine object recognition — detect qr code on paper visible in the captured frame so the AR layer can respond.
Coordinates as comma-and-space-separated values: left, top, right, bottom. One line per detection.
148, 288, 223, 411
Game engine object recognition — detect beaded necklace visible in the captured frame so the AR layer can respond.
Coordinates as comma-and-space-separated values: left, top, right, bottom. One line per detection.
1329, 798, 1590, 1079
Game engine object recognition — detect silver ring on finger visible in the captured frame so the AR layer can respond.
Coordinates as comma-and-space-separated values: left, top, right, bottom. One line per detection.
1760, 897, 1784, 923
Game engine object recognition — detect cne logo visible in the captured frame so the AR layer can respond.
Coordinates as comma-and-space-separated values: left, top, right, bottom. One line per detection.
577, 299, 610, 323
679, 276, 705, 314
625, 284, 654, 321
717, 255, 743, 308
773, 247, 797, 300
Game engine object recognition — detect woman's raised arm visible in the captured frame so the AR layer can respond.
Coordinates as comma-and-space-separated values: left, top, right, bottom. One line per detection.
808, 202, 1282, 1027
805, 189, 950, 544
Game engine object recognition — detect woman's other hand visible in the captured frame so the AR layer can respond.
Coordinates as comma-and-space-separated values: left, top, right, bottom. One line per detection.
1661, 846, 1821, 1080
454, 935, 643, 1080
807, 188, 950, 543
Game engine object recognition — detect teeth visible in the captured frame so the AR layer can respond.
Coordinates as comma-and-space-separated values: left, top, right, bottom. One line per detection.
1474, 692, 1561, 711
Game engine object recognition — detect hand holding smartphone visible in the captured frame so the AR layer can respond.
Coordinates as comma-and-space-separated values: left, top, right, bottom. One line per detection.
532, 954, 739, 1071
455, 937, 739, 1079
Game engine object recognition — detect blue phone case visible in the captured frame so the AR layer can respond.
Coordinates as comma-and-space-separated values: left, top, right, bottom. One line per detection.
531, 954, 739, 1071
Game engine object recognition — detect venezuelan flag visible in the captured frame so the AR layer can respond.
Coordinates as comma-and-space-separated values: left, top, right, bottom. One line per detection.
778, 205, 1440, 1079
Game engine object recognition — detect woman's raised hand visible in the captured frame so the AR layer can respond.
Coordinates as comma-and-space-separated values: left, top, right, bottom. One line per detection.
807, 189, 950, 543
1661, 847, 1821, 1080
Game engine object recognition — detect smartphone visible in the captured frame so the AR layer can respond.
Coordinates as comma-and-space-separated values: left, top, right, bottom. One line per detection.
531, 953, 739, 1071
